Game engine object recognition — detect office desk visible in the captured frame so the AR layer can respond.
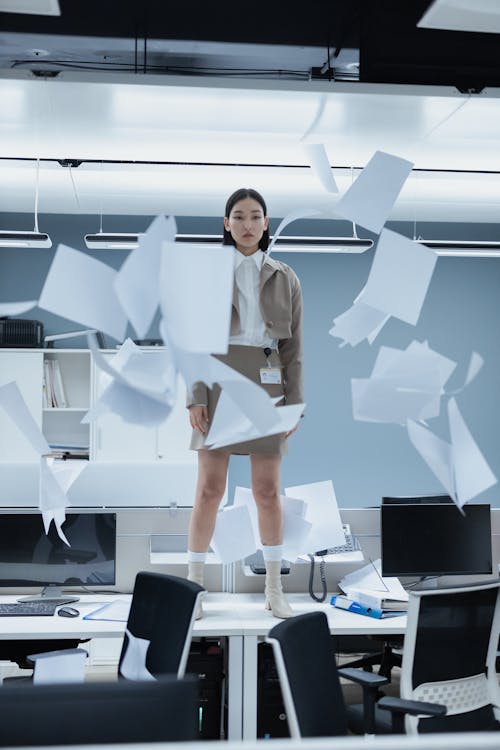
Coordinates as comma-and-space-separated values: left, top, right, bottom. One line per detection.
0, 593, 406, 741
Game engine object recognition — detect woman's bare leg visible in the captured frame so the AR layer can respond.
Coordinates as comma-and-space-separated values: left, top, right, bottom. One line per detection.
250, 453, 282, 545
188, 448, 230, 552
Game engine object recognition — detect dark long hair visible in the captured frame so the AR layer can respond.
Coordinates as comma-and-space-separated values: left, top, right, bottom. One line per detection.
222, 188, 270, 252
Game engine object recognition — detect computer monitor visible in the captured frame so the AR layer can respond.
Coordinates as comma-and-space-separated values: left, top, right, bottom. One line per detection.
381, 502, 492, 578
0, 510, 116, 603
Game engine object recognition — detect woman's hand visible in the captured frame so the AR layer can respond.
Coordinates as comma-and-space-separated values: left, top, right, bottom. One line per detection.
189, 405, 209, 434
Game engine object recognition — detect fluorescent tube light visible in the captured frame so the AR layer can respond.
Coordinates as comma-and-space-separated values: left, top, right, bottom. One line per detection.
85, 233, 373, 253
0, 231, 52, 248
416, 239, 500, 257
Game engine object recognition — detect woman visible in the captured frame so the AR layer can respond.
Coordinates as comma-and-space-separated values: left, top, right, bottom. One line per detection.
186, 188, 304, 619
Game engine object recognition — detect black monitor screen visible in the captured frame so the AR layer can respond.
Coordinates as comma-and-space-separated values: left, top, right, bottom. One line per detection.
0, 512, 116, 587
381, 503, 492, 578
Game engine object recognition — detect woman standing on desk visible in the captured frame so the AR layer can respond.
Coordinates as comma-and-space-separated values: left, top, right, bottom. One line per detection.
186, 188, 304, 619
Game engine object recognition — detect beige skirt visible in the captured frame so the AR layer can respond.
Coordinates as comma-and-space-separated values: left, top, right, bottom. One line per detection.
190, 344, 287, 456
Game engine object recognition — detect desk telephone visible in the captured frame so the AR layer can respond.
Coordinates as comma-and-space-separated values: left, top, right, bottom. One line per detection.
308, 524, 361, 602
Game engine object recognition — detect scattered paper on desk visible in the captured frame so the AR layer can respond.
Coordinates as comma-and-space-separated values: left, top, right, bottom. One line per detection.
329, 301, 390, 347
38, 244, 128, 342
285, 480, 345, 552
0, 381, 50, 455
335, 151, 413, 234
358, 229, 437, 326
120, 629, 155, 681
303, 143, 338, 193
340, 559, 407, 600
211, 504, 257, 563
114, 215, 177, 338
0, 300, 37, 316
159, 241, 233, 354
83, 599, 131, 622
407, 398, 497, 508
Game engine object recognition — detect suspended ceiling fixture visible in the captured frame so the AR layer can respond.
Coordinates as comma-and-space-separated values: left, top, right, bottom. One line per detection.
0, 158, 52, 247
84, 233, 374, 253
416, 239, 500, 257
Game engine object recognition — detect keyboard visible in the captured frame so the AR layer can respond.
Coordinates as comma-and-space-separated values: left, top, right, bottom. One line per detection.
0, 601, 57, 617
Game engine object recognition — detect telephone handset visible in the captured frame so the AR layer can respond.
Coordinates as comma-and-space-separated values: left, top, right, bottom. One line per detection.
308, 524, 361, 602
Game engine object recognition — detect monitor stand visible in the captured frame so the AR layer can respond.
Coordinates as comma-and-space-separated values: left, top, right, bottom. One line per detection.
411, 576, 439, 591
17, 585, 79, 605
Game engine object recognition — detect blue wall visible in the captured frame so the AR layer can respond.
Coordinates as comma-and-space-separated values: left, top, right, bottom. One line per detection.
1, 213, 499, 507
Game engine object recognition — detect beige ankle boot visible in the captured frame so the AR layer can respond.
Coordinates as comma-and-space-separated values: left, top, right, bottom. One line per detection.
264, 560, 293, 619
188, 561, 205, 620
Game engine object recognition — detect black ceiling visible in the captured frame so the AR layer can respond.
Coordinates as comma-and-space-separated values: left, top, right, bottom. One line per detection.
1, 0, 500, 89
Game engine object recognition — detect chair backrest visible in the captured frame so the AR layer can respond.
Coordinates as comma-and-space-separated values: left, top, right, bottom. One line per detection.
0, 675, 200, 746
266, 611, 348, 738
118, 571, 204, 679
401, 579, 500, 734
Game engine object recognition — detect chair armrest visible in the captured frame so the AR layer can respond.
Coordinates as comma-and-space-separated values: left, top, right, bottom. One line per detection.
378, 696, 447, 718
338, 666, 389, 688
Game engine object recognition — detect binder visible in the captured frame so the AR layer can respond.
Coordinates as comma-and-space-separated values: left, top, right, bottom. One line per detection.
330, 594, 407, 619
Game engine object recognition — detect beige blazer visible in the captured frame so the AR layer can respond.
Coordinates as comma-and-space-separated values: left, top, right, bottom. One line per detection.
187, 254, 304, 407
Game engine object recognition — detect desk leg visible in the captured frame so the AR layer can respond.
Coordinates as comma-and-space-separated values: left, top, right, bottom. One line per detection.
242, 635, 258, 740
227, 635, 243, 741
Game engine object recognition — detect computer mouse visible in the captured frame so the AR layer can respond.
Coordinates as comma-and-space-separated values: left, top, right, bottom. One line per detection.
57, 606, 80, 618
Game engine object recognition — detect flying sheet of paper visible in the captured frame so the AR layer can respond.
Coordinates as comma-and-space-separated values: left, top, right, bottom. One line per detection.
373, 341, 457, 389
38, 244, 128, 342
39, 457, 70, 545
159, 241, 233, 354
205, 389, 304, 449
303, 143, 338, 193
233, 487, 311, 562
329, 302, 390, 347
335, 151, 413, 234
0, 300, 37, 316
119, 629, 155, 681
351, 376, 440, 424
284, 480, 345, 553
301, 93, 327, 140
114, 215, 177, 339
447, 351, 484, 395
339, 558, 407, 600
170, 343, 280, 433
0, 381, 50, 455
407, 398, 497, 508
210, 504, 257, 564
267, 207, 322, 255
85, 379, 173, 427
358, 229, 438, 326
47, 457, 87, 494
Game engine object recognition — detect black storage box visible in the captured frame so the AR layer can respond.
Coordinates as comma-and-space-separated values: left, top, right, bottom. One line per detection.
0, 318, 44, 348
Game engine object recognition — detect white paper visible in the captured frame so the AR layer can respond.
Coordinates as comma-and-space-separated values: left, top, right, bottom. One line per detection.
329, 302, 389, 347
47, 457, 87, 494
303, 143, 338, 193
0, 381, 50, 455
267, 207, 322, 255
407, 419, 455, 498
352, 377, 439, 424
448, 397, 497, 506
335, 151, 413, 234
0, 300, 37, 316
39, 244, 128, 342
159, 241, 233, 354
83, 599, 131, 622
339, 559, 407, 600
33, 649, 87, 685
447, 350, 484, 395
120, 629, 155, 681
284, 480, 345, 553
359, 229, 437, 326
39, 458, 71, 545
210, 504, 257, 563
205, 390, 304, 449
114, 215, 177, 338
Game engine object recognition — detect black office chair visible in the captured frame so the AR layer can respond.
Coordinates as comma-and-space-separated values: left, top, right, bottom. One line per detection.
349, 580, 500, 735
0, 675, 200, 746
265, 611, 390, 737
118, 571, 205, 679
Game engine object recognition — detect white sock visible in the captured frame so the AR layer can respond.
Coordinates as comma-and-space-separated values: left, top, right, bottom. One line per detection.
261, 544, 283, 562
187, 550, 207, 563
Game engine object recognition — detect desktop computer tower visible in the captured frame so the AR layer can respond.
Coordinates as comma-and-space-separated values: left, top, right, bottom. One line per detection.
257, 642, 290, 738
186, 639, 225, 739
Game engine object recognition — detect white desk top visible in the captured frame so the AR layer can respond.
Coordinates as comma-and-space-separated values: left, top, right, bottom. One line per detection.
0, 593, 406, 640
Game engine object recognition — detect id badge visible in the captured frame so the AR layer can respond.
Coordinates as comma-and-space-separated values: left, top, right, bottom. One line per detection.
260, 367, 282, 385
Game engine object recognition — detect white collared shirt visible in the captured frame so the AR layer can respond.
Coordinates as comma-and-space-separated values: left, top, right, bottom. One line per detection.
229, 248, 277, 348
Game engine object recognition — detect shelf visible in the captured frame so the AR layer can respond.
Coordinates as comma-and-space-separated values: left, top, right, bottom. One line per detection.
43, 408, 89, 413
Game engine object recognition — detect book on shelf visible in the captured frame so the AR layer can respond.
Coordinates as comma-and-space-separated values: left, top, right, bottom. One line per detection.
44, 360, 68, 408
